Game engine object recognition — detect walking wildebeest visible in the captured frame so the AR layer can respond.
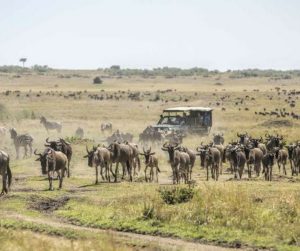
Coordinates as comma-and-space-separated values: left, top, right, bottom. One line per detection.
40, 116, 62, 133
101, 122, 112, 133
84, 145, 113, 184
0, 150, 12, 195
34, 148, 68, 190
139, 147, 160, 182
75, 127, 84, 138
9, 128, 33, 159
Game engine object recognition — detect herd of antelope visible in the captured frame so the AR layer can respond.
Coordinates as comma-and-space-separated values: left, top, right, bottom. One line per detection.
1, 117, 300, 194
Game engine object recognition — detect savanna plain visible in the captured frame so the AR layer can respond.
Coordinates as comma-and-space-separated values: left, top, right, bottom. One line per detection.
0, 68, 300, 251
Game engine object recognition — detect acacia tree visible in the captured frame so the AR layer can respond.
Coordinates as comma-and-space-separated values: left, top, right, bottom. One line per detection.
19, 58, 27, 67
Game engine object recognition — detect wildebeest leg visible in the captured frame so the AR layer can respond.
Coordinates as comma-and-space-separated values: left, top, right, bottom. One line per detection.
1, 169, 7, 195
150, 166, 154, 182
95, 165, 99, 184
247, 162, 251, 178
48, 171, 54, 191
270, 165, 273, 181
144, 165, 148, 182
114, 162, 119, 182
16, 145, 20, 159
105, 162, 110, 182
126, 160, 132, 182
206, 165, 209, 181
59, 169, 64, 189
29, 143, 33, 157
121, 162, 126, 179
277, 160, 281, 173
24, 145, 28, 158
155, 166, 159, 183
67, 159, 70, 178
100, 164, 105, 181
283, 161, 286, 175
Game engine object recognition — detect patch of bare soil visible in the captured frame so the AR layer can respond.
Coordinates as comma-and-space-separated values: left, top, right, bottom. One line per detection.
260, 119, 293, 127
28, 195, 69, 212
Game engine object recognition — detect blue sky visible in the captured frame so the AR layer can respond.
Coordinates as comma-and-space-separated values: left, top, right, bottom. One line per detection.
0, 0, 299, 70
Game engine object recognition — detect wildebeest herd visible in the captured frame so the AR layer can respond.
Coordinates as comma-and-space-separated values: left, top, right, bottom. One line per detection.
1, 117, 300, 195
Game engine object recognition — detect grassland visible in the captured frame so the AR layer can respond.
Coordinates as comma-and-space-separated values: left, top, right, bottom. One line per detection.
0, 69, 300, 250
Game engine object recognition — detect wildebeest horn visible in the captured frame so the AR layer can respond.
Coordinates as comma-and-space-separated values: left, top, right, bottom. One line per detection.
143, 147, 146, 154
34, 149, 42, 156
237, 133, 240, 137
200, 142, 203, 145
86, 145, 90, 154
196, 146, 202, 152
46, 137, 50, 143
163, 142, 169, 148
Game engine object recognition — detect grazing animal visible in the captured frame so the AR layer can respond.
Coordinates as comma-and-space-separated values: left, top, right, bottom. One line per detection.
265, 134, 283, 151
262, 152, 275, 181
248, 148, 263, 178
0, 150, 12, 195
124, 142, 141, 176
139, 147, 160, 182
197, 146, 220, 181
84, 145, 113, 184
45, 138, 72, 177
34, 148, 68, 190
292, 145, 300, 176
230, 145, 246, 179
237, 132, 250, 145
75, 127, 84, 138
213, 133, 225, 145
285, 144, 296, 175
161, 143, 190, 184
101, 122, 112, 133
40, 116, 62, 133
275, 148, 288, 175
9, 128, 33, 159
108, 142, 134, 182
179, 146, 196, 181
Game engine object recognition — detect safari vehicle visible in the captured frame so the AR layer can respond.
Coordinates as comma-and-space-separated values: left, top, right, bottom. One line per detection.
152, 107, 213, 134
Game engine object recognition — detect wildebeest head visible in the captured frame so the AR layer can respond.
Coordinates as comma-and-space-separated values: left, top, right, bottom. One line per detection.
237, 132, 248, 145
34, 148, 52, 175
140, 147, 155, 165
161, 142, 179, 164
83, 145, 97, 167
196, 143, 209, 167
213, 133, 224, 145
107, 141, 121, 162
44, 137, 62, 151
285, 144, 295, 159
40, 116, 46, 124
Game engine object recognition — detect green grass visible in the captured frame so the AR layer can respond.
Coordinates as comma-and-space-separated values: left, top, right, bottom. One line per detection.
1, 70, 300, 250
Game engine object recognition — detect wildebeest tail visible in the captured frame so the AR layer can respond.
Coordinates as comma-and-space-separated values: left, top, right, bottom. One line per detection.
157, 166, 161, 173
222, 152, 226, 163
7, 157, 12, 188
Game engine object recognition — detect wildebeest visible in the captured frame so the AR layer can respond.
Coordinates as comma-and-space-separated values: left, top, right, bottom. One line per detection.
101, 122, 112, 133
178, 146, 196, 181
40, 116, 62, 133
124, 142, 141, 176
105, 130, 134, 145
274, 147, 288, 175
108, 142, 133, 182
247, 147, 263, 178
34, 148, 68, 190
237, 132, 250, 145
0, 150, 12, 195
9, 128, 33, 159
84, 145, 113, 184
213, 133, 225, 145
161, 143, 190, 184
262, 152, 275, 181
265, 133, 283, 151
285, 144, 298, 175
230, 145, 246, 179
45, 138, 72, 177
196, 145, 221, 181
75, 127, 84, 138
139, 147, 160, 182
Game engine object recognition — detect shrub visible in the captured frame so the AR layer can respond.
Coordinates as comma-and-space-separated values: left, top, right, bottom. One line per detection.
158, 186, 194, 205
93, 76, 102, 84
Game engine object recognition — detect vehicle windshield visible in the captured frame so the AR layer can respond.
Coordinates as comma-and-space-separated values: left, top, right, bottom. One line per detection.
158, 115, 186, 125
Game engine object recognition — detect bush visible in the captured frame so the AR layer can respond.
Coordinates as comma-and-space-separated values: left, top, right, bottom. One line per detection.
93, 76, 102, 84
158, 186, 194, 205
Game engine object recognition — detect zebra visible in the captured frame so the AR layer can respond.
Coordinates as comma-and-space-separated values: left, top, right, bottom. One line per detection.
40, 116, 62, 133
9, 128, 33, 159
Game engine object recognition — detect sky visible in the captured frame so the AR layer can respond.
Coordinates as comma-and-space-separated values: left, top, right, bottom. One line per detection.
0, 0, 300, 70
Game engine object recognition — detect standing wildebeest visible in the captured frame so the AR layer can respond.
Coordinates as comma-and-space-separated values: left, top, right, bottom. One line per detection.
34, 148, 68, 190
108, 142, 133, 182
274, 147, 288, 175
197, 146, 221, 181
0, 150, 12, 195
101, 122, 112, 133
124, 142, 141, 176
230, 145, 247, 179
162, 143, 190, 184
265, 133, 283, 151
75, 127, 84, 138
45, 138, 72, 178
84, 145, 113, 184
139, 147, 160, 182
250, 137, 267, 154
285, 144, 298, 175
262, 152, 275, 181
178, 146, 196, 181
213, 133, 224, 145
40, 116, 62, 133
237, 132, 250, 145
291, 144, 300, 176
247, 147, 263, 178
9, 128, 33, 159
